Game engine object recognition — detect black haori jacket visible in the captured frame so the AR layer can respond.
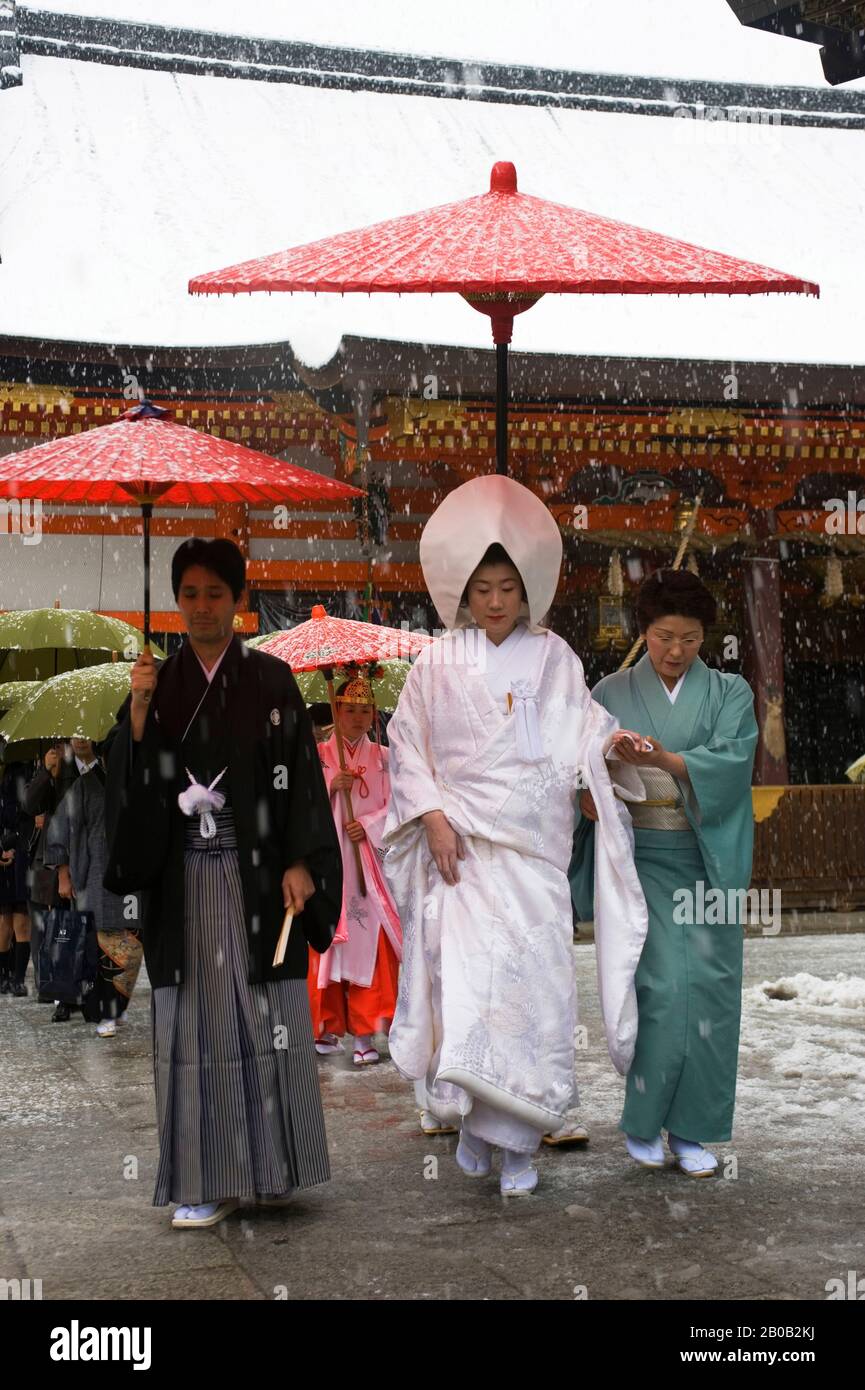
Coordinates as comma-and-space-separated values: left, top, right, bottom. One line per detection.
103, 636, 341, 989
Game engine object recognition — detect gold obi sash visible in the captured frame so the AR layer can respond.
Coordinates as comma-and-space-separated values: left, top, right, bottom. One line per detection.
616, 766, 690, 830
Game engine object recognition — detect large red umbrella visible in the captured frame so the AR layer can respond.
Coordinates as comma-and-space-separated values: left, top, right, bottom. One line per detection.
261, 605, 433, 894
0, 401, 363, 643
190, 161, 819, 475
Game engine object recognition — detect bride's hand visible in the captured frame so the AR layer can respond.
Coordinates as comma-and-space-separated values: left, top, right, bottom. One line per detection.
422, 810, 465, 886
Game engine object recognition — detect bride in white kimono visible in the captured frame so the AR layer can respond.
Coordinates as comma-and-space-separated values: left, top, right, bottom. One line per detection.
382, 475, 647, 1197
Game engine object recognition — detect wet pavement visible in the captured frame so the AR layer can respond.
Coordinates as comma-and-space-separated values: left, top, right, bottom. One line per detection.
1, 931, 862, 1301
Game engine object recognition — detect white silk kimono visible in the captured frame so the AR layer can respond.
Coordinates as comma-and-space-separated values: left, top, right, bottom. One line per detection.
382, 624, 648, 1135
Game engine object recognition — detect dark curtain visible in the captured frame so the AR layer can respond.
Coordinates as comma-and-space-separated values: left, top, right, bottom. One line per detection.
784, 661, 865, 785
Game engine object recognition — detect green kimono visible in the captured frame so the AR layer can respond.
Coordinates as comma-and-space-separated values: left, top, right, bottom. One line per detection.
570, 655, 758, 1143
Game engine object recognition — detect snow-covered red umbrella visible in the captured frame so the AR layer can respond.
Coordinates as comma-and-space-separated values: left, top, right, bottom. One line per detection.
260, 605, 432, 672
261, 605, 433, 893
190, 160, 819, 475
0, 401, 363, 644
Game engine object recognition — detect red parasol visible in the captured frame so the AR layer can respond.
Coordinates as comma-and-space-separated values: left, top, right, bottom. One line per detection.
258, 604, 432, 671
0, 401, 363, 644
190, 160, 819, 474
261, 605, 433, 894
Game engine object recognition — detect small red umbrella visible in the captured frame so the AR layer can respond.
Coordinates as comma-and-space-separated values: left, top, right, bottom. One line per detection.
259, 605, 432, 671
261, 605, 433, 894
190, 161, 819, 474
0, 401, 363, 644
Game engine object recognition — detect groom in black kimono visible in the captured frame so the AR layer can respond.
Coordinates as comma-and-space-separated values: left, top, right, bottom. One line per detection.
105, 537, 341, 1228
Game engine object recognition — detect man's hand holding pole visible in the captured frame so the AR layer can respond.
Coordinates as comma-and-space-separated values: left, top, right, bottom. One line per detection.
130, 649, 158, 742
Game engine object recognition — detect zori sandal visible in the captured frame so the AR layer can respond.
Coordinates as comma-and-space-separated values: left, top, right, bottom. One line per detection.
171, 1199, 239, 1229
419, 1109, 458, 1136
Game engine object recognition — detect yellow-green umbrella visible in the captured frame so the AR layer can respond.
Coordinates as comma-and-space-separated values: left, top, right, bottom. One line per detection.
845, 753, 865, 784
0, 680, 41, 714
0, 608, 161, 681
0, 662, 133, 761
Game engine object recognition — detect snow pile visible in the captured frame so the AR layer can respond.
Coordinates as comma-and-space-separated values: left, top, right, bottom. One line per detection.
751, 972, 865, 1010
766, 1036, 865, 1083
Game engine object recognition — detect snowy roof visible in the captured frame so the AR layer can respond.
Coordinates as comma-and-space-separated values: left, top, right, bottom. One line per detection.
1, 17, 862, 369
25, 0, 865, 89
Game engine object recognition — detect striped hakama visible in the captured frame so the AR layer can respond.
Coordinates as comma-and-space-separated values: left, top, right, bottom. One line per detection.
152, 806, 330, 1207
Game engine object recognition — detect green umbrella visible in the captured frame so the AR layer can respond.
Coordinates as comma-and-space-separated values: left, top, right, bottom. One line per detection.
0, 662, 133, 759
292, 659, 412, 713
0, 608, 162, 681
0, 680, 41, 714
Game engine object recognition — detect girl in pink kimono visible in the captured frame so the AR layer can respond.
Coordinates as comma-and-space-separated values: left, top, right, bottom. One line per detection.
307, 675, 402, 1066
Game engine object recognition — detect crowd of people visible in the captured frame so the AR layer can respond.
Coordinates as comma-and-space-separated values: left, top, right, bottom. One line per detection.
4, 472, 758, 1227
0, 737, 143, 1029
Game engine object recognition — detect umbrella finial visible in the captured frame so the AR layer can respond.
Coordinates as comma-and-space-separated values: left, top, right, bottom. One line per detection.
311, 604, 327, 620
490, 162, 517, 194
121, 399, 170, 422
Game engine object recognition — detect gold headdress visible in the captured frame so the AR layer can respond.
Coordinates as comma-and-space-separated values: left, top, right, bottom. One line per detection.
335, 672, 376, 706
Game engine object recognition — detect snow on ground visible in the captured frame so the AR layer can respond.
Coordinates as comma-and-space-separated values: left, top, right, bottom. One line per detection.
571, 932, 865, 1158
1, 930, 862, 1299
736, 939, 865, 1138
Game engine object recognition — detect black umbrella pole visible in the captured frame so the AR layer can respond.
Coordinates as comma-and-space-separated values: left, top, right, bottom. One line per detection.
496, 342, 509, 476
142, 502, 153, 650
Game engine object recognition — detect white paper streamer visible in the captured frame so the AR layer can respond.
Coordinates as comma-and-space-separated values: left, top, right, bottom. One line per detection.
178, 767, 228, 839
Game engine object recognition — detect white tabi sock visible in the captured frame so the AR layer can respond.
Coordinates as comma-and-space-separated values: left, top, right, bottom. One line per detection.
667, 1133, 718, 1172
625, 1133, 665, 1167
500, 1148, 539, 1195
456, 1126, 492, 1177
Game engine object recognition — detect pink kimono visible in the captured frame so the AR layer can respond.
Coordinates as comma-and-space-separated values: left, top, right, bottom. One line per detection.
313, 733, 402, 990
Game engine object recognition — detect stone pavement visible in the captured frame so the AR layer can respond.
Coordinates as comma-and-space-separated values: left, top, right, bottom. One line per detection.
1, 932, 862, 1302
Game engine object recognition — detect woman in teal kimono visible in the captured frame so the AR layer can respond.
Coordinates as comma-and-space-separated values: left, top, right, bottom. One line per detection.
570, 570, 757, 1178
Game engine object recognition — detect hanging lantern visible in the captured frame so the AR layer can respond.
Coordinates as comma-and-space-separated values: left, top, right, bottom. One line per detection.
591, 548, 631, 652
819, 555, 844, 608
353, 471, 390, 552
608, 549, 624, 597
675, 497, 698, 533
